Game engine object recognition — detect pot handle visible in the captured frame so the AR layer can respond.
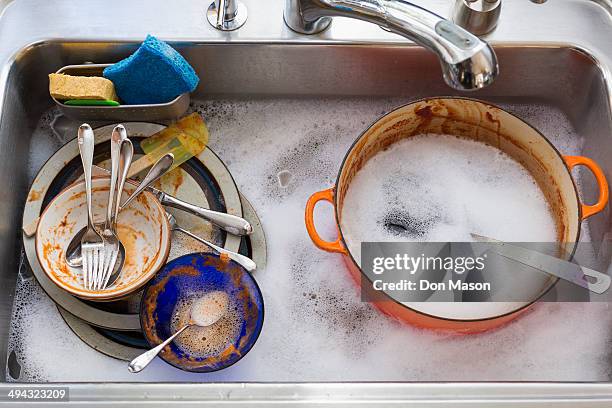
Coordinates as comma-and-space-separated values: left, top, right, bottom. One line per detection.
305, 187, 347, 254
564, 155, 609, 220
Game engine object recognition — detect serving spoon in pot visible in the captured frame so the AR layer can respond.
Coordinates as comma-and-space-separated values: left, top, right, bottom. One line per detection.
471, 232, 611, 294
65, 153, 175, 269
128, 290, 229, 373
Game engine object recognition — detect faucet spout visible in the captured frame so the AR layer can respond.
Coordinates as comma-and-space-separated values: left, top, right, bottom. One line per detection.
284, 0, 499, 90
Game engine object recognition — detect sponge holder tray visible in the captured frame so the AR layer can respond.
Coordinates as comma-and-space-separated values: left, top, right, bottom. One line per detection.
52, 64, 190, 121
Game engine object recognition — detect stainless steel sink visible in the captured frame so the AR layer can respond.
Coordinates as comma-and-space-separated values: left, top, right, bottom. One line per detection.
1, 0, 612, 405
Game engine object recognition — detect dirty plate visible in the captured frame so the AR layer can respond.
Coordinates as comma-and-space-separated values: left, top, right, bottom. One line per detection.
140, 252, 264, 372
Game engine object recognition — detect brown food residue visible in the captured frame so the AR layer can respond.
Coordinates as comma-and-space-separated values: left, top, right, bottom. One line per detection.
415, 105, 433, 119
27, 189, 42, 202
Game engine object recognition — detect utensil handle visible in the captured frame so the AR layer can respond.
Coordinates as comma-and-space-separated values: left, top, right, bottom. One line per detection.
305, 187, 347, 254
121, 153, 174, 210
176, 227, 257, 272
77, 124, 95, 227
90, 163, 253, 237
128, 324, 191, 373
161, 194, 253, 236
564, 156, 609, 219
114, 139, 134, 222
106, 126, 123, 228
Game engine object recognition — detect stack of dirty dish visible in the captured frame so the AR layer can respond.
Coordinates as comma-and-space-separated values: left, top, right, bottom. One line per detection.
32, 118, 264, 373
36, 123, 175, 299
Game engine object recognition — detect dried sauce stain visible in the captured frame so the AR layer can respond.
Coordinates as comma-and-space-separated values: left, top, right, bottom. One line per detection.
27, 189, 42, 202
415, 105, 433, 119
56, 252, 70, 277
41, 241, 62, 280
57, 211, 76, 234
67, 185, 110, 203
116, 224, 148, 283
160, 169, 184, 196
485, 111, 502, 146
124, 207, 151, 222
136, 193, 153, 213
68, 191, 85, 202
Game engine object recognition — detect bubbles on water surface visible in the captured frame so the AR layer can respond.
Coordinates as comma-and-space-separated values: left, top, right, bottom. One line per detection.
170, 293, 241, 357
381, 210, 435, 238
277, 170, 293, 188
8, 98, 611, 382
341, 134, 559, 264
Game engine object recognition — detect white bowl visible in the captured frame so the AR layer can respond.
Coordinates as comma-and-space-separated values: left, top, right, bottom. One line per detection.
35, 176, 171, 301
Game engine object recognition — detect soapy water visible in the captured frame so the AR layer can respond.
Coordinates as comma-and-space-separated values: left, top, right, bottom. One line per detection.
277, 170, 293, 188
8, 98, 612, 382
340, 134, 558, 264
339, 134, 561, 321
170, 292, 240, 358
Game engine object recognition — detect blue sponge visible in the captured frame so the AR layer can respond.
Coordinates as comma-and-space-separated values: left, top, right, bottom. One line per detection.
103, 35, 199, 105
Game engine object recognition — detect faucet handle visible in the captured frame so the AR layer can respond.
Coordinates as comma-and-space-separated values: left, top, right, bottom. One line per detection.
207, 0, 248, 31
452, 0, 501, 36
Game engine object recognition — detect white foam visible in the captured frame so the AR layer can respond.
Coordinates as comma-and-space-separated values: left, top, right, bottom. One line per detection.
171, 291, 239, 357
8, 98, 610, 382
339, 134, 560, 321
189, 291, 229, 327
340, 134, 558, 264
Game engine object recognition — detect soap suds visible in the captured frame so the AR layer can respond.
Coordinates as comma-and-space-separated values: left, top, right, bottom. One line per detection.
339, 134, 560, 320
340, 134, 558, 264
9, 98, 610, 382
171, 291, 240, 357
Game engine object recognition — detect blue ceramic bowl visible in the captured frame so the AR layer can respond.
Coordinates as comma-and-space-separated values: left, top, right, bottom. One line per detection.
140, 252, 264, 372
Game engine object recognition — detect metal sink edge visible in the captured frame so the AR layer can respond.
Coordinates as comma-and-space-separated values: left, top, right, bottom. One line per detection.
0, 0, 612, 405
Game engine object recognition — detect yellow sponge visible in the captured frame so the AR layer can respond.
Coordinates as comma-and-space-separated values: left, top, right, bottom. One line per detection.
49, 73, 119, 102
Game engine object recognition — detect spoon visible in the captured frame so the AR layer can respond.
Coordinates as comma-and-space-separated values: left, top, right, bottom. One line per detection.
128, 291, 229, 373
101, 138, 134, 289
119, 152, 174, 211
65, 152, 175, 268
167, 213, 257, 272
95, 126, 132, 290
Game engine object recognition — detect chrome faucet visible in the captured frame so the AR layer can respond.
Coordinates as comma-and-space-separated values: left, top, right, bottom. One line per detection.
207, 0, 248, 31
283, 0, 499, 90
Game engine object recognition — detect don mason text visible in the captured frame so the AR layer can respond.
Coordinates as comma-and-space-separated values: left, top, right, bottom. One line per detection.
372, 279, 491, 292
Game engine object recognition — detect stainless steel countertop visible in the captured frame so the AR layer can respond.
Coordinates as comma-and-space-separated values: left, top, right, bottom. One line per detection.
1, 0, 612, 405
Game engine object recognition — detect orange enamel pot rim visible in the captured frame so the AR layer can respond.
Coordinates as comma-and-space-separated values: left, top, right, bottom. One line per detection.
305, 96, 609, 330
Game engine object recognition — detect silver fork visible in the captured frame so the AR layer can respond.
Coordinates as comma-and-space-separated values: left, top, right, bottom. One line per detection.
77, 124, 105, 290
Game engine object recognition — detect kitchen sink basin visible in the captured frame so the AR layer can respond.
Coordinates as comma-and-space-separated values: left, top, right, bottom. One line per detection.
1, 0, 612, 405
3, 40, 612, 378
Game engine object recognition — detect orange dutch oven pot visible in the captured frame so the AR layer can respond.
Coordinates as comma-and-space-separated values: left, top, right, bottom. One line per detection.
305, 97, 609, 333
